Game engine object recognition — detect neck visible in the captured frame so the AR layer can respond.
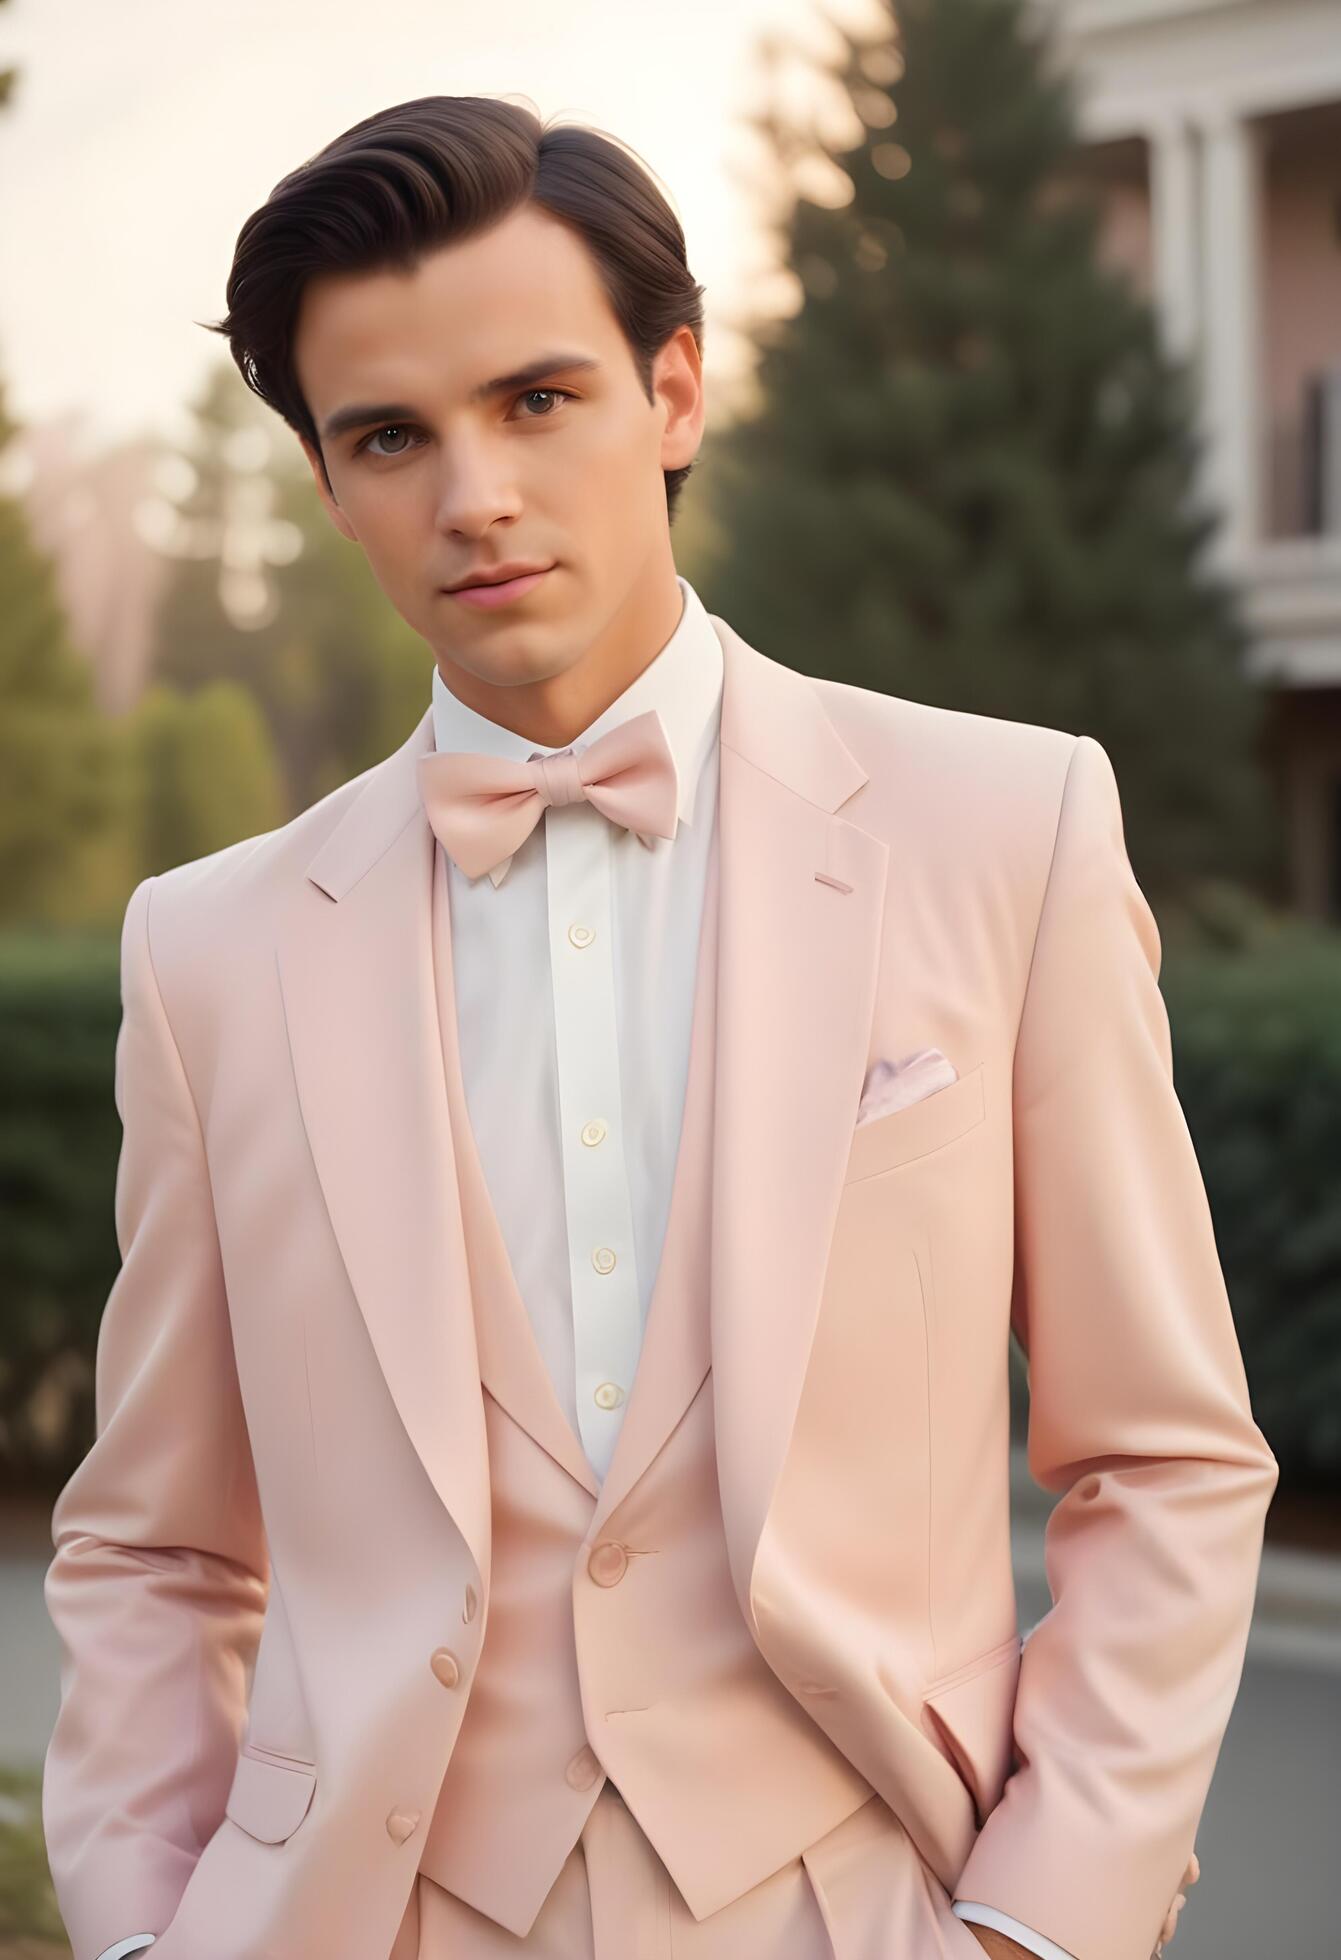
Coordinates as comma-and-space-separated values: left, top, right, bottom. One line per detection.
433, 559, 684, 750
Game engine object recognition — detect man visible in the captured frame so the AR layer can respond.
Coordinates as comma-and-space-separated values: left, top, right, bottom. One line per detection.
43, 96, 1274, 1960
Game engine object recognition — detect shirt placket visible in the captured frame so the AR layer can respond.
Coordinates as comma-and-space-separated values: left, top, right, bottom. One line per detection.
543, 797, 642, 1481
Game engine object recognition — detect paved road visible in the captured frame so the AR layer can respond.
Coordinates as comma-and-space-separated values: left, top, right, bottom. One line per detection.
6, 1460, 1337, 1956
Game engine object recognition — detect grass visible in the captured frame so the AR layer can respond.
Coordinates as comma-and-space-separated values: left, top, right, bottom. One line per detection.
0, 1764, 69, 1955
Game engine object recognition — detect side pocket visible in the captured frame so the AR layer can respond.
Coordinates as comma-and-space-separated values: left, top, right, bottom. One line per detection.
223, 1746, 318, 1844
919, 1634, 1022, 1826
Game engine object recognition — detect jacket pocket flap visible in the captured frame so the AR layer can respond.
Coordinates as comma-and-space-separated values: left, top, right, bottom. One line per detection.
224, 1747, 317, 1843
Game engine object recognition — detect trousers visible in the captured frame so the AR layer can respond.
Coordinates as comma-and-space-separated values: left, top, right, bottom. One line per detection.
388, 1781, 982, 1960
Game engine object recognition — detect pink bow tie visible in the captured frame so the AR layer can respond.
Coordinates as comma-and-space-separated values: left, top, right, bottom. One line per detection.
418, 707, 680, 887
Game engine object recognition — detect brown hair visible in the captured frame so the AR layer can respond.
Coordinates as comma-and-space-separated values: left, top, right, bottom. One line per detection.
202, 95, 706, 522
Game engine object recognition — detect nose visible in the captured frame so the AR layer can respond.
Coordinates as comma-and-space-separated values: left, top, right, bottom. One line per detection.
431, 433, 523, 538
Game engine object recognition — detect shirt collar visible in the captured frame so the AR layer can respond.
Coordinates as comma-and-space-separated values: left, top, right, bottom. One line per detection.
430, 573, 723, 829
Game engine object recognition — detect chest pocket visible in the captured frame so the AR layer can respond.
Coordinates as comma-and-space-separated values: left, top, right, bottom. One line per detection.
844, 1063, 986, 1183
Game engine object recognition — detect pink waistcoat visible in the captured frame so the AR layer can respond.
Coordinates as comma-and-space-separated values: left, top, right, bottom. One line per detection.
416, 823, 874, 1939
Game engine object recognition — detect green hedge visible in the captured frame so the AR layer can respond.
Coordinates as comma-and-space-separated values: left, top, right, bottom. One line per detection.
1160, 940, 1341, 1489
1, 930, 122, 1493
3, 926, 1339, 1494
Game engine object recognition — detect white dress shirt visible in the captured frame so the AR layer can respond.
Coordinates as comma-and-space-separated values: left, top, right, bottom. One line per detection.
94, 574, 1068, 1960
436, 571, 723, 1480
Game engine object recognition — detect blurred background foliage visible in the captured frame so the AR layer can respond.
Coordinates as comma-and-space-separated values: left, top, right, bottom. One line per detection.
699, 0, 1275, 906
0, 358, 435, 933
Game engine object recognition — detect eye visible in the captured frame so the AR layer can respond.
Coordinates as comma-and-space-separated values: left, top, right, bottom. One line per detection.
357, 424, 424, 460
354, 387, 575, 461
510, 387, 575, 419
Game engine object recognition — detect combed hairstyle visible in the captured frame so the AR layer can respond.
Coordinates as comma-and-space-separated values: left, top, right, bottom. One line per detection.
201, 95, 707, 522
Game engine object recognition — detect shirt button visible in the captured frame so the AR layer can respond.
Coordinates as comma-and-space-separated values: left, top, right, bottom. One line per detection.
566, 1746, 601, 1790
588, 1541, 629, 1586
462, 1584, 478, 1623
593, 1381, 625, 1410
386, 1807, 421, 1843
581, 1119, 608, 1146
592, 1246, 616, 1274
568, 923, 595, 948
430, 1648, 461, 1688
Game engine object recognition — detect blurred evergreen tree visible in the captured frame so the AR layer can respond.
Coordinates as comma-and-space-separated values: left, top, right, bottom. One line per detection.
701, 0, 1275, 901
153, 363, 432, 816
0, 378, 121, 926
0, 12, 122, 927
125, 679, 287, 878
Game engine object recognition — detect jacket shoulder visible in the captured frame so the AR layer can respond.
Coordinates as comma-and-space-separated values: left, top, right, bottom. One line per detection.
127, 709, 432, 1012
809, 673, 1080, 843
145, 708, 431, 914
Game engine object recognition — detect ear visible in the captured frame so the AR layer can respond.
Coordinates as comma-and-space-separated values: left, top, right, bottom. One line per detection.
654, 324, 705, 477
299, 436, 358, 543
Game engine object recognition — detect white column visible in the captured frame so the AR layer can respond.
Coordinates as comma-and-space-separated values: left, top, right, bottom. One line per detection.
1196, 103, 1267, 567
1147, 113, 1200, 366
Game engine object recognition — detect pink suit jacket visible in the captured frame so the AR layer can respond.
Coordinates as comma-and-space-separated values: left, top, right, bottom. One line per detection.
43, 614, 1278, 1960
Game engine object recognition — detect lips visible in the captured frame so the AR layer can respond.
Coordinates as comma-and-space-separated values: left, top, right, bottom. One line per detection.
446, 566, 553, 610
446, 561, 552, 592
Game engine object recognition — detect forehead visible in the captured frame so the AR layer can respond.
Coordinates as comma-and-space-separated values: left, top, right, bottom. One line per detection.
293, 204, 623, 405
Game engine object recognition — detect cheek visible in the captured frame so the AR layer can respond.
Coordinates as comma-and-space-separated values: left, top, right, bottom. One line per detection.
350, 497, 427, 573
571, 405, 662, 489
581, 428, 672, 539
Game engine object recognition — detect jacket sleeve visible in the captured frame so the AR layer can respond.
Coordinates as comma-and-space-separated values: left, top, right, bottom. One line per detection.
42, 875, 269, 1960
951, 735, 1279, 1960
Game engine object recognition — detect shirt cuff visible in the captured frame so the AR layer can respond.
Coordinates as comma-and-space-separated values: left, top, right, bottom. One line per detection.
953, 1901, 1078, 1960
94, 1938, 157, 1959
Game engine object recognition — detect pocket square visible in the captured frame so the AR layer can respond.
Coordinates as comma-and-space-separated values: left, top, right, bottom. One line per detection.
856, 1047, 958, 1124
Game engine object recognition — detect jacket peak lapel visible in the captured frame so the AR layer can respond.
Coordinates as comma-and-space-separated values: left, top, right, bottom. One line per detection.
706, 616, 890, 1628
277, 705, 491, 1589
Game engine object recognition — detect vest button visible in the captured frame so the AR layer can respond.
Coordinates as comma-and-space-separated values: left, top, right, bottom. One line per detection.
587, 1541, 628, 1586
386, 1807, 421, 1843
430, 1648, 461, 1687
566, 1746, 601, 1790
462, 1583, 478, 1623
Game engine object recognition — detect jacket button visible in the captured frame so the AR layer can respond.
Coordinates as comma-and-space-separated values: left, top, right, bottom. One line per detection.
386, 1807, 421, 1843
462, 1584, 478, 1623
587, 1541, 628, 1586
430, 1648, 461, 1687
566, 1746, 601, 1790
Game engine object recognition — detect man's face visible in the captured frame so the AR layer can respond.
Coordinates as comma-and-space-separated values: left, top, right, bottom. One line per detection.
293, 202, 703, 706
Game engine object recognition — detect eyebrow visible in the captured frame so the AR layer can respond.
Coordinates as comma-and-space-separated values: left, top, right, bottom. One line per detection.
319, 352, 602, 442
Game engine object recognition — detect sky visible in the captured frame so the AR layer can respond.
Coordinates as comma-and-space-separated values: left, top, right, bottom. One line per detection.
0, 0, 882, 463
